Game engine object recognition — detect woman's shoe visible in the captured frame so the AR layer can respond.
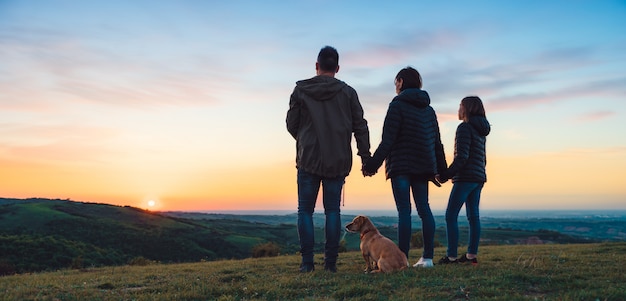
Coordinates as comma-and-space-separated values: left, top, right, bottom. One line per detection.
412, 257, 434, 268
437, 256, 458, 264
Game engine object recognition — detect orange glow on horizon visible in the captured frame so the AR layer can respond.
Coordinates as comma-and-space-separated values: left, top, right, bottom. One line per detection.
1, 149, 625, 212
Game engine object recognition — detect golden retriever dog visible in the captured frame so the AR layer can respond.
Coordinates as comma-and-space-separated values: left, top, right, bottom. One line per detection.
345, 215, 408, 273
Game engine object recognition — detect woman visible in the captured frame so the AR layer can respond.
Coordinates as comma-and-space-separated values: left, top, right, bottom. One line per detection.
363, 67, 446, 268
437, 96, 490, 265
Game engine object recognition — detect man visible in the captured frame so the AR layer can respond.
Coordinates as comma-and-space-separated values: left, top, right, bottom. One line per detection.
286, 46, 371, 273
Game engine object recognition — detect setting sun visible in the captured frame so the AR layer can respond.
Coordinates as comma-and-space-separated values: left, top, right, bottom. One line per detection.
148, 200, 156, 207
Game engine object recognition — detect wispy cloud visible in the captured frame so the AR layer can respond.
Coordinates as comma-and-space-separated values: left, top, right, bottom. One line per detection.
487, 76, 625, 112
538, 146, 626, 157
425, 45, 624, 111
0, 26, 232, 110
344, 28, 464, 69
0, 123, 120, 164
571, 111, 616, 123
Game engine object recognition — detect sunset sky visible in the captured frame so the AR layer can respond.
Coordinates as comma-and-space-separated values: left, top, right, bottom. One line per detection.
1, 1, 625, 213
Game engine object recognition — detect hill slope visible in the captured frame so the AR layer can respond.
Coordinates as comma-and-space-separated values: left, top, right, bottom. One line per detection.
0, 198, 289, 273
0, 198, 608, 275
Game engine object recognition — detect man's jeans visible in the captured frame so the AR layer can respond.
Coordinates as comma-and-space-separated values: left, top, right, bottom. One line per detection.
390, 175, 435, 259
445, 181, 484, 257
297, 169, 345, 265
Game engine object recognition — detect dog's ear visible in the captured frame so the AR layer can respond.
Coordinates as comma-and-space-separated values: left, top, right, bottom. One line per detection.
358, 215, 367, 227
362, 216, 373, 229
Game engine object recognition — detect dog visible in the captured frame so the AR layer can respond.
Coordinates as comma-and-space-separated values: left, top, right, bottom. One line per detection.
345, 215, 408, 273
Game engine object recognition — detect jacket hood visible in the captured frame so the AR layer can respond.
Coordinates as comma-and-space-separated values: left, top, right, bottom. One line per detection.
296, 75, 347, 101
469, 115, 491, 136
394, 88, 430, 108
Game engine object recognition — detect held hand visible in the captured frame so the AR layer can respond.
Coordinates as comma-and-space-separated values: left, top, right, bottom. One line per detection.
361, 165, 376, 177
435, 174, 448, 184
429, 177, 441, 187
362, 169, 376, 177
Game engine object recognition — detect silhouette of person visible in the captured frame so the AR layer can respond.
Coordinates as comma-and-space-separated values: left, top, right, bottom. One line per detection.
286, 46, 371, 273
363, 67, 446, 268
437, 96, 490, 265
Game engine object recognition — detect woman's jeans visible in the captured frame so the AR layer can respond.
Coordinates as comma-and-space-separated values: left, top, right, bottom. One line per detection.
297, 169, 345, 266
445, 181, 484, 257
390, 175, 435, 259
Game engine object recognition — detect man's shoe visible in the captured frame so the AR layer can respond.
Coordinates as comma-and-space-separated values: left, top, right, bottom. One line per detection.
299, 263, 315, 273
458, 254, 478, 265
438, 256, 458, 264
412, 257, 434, 268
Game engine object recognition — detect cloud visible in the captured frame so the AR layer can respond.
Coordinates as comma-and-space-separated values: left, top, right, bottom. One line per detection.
0, 123, 120, 164
571, 111, 616, 123
0, 25, 233, 110
422, 45, 625, 114
538, 146, 626, 158
336, 21, 619, 116
343, 28, 465, 69
486, 76, 625, 112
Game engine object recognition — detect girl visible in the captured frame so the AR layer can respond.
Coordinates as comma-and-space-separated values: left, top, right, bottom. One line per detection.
438, 96, 490, 265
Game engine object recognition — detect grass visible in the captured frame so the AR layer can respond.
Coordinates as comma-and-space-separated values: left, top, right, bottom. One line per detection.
1, 243, 625, 300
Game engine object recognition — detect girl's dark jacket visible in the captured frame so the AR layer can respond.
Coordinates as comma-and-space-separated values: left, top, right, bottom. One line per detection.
440, 115, 490, 183
364, 88, 447, 180
286, 75, 371, 178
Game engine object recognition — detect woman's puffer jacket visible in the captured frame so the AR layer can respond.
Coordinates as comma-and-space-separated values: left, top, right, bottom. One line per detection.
364, 88, 446, 179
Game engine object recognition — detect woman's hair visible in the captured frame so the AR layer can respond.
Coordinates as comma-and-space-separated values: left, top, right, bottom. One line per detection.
461, 96, 486, 122
395, 67, 422, 91
317, 46, 339, 72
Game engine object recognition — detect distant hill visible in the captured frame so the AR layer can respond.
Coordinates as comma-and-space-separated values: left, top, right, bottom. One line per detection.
0, 198, 616, 275
0, 198, 296, 274
165, 209, 626, 242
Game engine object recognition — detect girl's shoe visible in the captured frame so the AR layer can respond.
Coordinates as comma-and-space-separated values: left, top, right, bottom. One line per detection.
412, 257, 434, 268
458, 254, 478, 265
437, 256, 458, 264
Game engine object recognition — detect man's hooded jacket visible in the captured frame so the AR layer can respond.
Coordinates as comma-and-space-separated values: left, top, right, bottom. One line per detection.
287, 75, 371, 178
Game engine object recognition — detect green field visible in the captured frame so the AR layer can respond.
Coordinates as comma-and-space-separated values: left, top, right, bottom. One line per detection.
1, 243, 625, 300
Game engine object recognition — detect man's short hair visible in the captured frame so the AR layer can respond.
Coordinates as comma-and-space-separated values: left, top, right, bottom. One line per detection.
317, 46, 339, 72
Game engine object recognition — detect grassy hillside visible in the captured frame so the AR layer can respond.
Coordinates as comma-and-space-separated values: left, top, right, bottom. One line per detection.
0, 198, 291, 273
1, 243, 625, 300
0, 198, 606, 274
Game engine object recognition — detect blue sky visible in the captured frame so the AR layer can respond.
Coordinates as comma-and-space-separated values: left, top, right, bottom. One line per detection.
0, 1, 625, 211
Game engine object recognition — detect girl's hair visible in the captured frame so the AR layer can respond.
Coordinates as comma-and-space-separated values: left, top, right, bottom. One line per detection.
395, 67, 422, 91
461, 96, 486, 122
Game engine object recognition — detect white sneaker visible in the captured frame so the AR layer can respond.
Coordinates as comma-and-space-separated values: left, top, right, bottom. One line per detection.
412, 257, 434, 268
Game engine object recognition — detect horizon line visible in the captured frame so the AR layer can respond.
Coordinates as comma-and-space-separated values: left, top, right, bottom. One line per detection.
164, 209, 626, 217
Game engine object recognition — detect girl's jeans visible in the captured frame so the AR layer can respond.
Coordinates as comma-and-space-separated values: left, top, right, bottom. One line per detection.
445, 181, 484, 257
